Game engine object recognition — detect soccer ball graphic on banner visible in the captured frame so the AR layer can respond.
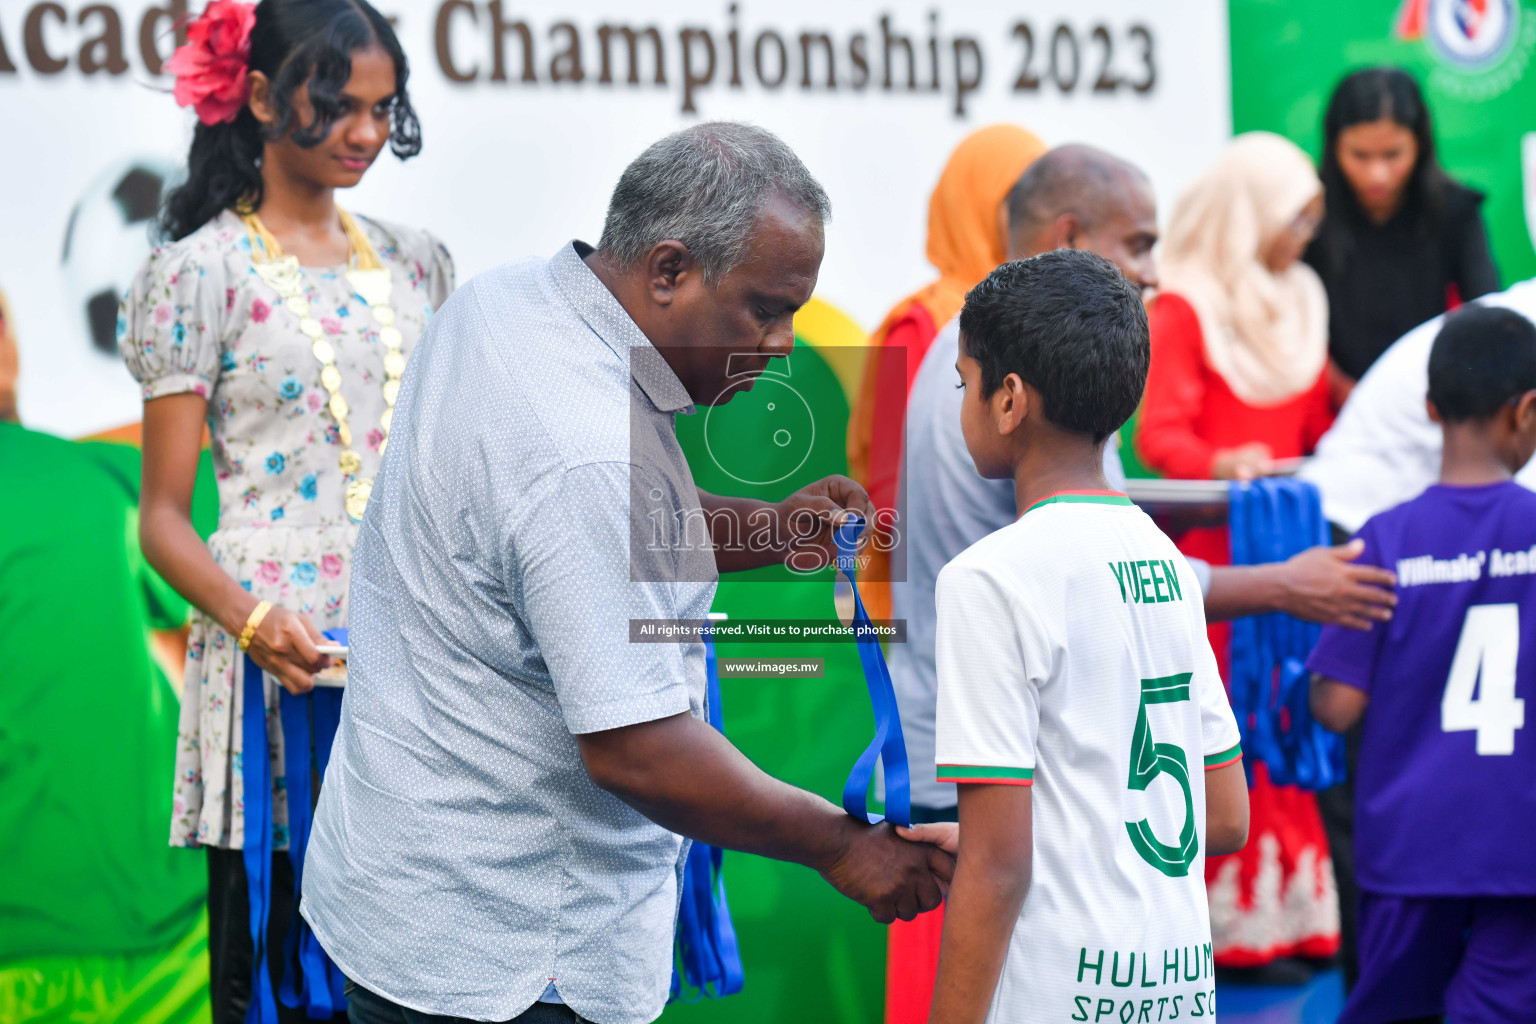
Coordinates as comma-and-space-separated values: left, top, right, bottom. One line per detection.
704, 354, 817, 487
61, 158, 180, 357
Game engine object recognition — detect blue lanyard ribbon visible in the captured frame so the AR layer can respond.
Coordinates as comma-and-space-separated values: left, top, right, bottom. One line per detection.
670, 625, 745, 1002
242, 628, 349, 1024
1227, 480, 1346, 791
834, 516, 912, 828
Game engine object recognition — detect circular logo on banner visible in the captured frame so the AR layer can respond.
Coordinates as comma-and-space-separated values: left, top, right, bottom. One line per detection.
703, 374, 817, 487
1396, 0, 1536, 98
1428, 0, 1519, 67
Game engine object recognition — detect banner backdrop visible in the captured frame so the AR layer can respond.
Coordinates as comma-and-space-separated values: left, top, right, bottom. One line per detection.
1230, 0, 1536, 285
0, 0, 1231, 437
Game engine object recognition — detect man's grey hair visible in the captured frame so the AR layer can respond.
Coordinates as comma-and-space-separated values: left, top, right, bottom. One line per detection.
597, 122, 832, 285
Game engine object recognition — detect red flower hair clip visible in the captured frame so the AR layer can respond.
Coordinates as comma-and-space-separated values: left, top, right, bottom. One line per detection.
165, 0, 257, 126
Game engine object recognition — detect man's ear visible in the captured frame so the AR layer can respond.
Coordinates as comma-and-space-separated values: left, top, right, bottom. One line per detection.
1426, 397, 1443, 425
643, 241, 694, 307
994, 373, 1030, 435
1052, 213, 1086, 251
248, 71, 276, 126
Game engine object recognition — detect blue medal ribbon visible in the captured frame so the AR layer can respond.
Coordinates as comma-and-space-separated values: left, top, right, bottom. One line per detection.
834, 515, 912, 828
242, 628, 349, 1023
1227, 479, 1345, 791
670, 623, 745, 1002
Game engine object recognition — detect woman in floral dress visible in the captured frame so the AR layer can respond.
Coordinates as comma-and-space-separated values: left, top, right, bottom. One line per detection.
118, 2, 452, 1020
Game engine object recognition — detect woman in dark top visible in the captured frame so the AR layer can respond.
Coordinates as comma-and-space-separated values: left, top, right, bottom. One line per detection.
1305, 67, 1499, 403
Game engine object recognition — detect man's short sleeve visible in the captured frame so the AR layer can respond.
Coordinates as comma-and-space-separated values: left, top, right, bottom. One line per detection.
508, 461, 699, 735
933, 561, 1041, 786
1305, 521, 1390, 693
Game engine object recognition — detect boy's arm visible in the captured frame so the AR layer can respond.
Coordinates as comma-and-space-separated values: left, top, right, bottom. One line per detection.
1204, 761, 1250, 856
928, 784, 1033, 1024
1310, 675, 1370, 733
1304, 520, 1389, 735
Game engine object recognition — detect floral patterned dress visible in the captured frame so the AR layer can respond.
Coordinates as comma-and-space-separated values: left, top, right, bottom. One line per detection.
119, 209, 454, 849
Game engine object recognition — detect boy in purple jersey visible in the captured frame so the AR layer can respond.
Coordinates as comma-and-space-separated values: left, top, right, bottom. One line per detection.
1308, 304, 1536, 1024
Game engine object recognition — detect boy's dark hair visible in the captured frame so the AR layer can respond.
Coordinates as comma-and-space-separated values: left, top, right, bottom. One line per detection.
958, 249, 1149, 443
1427, 305, 1536, 423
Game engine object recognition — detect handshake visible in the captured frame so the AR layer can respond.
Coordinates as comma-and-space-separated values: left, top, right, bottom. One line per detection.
817, 818, 960, 923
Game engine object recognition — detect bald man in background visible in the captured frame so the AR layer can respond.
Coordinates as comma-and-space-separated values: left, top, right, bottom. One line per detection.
883, 146, 1397, 1024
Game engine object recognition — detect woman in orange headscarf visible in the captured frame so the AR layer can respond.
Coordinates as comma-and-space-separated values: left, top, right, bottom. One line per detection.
848, 124, 1046, 619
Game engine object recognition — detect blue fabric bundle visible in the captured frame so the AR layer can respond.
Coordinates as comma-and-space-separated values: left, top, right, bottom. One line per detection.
670, 627, 745, 1001
242, 628, 349, 1024
1227, 479, 1346, 791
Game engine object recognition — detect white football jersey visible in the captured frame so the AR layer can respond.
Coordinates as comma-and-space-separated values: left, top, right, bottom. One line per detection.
935, 491, 1242, 1024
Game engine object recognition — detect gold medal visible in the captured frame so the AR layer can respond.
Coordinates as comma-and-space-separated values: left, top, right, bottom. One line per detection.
252, 255, 304, 296
344, 478, 373, 522
242, 206, 401, 527
346, 267, 393, 308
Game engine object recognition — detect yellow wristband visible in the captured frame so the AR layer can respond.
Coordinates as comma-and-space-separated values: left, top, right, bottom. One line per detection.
238, 600, 273, 652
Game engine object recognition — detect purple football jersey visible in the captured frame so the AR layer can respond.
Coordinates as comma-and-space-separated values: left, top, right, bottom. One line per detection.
1308, 481, 1536, 897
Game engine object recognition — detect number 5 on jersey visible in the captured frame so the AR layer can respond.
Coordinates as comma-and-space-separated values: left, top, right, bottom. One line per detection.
1443, 603, 1525, 755
1125, 672, 1198, 878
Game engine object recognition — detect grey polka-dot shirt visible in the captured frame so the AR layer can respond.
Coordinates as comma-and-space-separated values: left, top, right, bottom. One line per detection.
302, 241, 716, 1024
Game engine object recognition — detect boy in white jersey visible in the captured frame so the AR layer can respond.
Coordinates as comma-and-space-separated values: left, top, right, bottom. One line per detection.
925, 251, 1250, 1024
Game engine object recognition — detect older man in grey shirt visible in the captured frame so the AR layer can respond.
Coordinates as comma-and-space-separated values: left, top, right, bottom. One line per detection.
302, 125, 952, 1024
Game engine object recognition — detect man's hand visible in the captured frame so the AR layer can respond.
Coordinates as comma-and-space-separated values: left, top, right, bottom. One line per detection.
778, 474, 876, 573
697, 476, 873, 574
819, 818, 953, 923
1276, 540, 1396, 630
577, 711, 952, 920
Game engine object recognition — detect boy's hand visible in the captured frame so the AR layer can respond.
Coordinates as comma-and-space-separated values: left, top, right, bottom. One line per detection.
897, 822, 959, 856
1278, 540, 1396, 630
819, 818, 952, 923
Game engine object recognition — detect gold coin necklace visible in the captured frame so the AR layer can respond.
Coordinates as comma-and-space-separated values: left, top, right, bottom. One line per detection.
240, 208, 404, 523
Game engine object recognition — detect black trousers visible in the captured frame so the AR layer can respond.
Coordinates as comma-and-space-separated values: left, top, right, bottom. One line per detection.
1316, 720, 1365, 990
1319, 521, 1364, 990
207, 846, 349, 1024
344, 982, 588, 1024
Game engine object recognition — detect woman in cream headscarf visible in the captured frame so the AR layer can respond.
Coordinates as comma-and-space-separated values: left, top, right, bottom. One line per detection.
1136, 132, 1340, 974
847, 123, 1046, 620
1138, 131, 1333, 482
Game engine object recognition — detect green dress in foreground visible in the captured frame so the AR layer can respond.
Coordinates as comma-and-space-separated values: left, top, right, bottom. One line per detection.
0, 423, 210, 1022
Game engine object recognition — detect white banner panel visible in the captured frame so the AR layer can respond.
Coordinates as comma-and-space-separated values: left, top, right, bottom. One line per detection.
0, 0, 1230, 436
